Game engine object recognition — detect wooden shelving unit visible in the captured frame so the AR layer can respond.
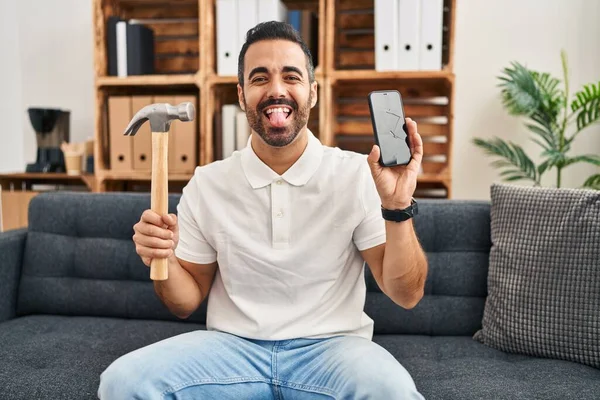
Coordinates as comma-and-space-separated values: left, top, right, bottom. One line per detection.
90, 0, 456, 198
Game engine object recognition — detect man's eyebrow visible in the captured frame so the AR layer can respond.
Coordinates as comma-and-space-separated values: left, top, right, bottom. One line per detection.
248, 67, 269, 80
282, 66, 303, 76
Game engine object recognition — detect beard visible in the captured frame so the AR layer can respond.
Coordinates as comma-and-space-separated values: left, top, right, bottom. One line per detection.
244, 92, 312, 148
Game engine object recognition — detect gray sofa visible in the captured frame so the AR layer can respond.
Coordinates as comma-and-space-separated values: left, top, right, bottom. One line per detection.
0, 191, 598, 400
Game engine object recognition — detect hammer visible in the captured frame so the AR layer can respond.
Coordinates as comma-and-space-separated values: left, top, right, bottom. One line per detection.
124, 102, 195, 281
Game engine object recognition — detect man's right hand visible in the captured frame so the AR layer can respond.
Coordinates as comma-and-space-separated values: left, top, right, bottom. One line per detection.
132, 210, 179, 267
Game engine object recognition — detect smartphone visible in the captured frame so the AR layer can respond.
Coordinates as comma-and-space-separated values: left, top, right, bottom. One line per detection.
367, 90, 411, 167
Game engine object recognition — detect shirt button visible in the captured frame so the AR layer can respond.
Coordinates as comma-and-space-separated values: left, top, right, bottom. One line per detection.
276, 211, 284, 218
276, 180, 283, 185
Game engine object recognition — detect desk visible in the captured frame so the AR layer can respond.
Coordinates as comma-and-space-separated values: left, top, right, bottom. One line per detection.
0, 172, 97, 231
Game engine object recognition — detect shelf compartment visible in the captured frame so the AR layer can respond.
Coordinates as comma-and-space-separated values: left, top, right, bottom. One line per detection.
94, 87, 201, 176
95, 0, 201, 80
330, 0, 454, 73
331, 77, 453, 177
205, 0, 325, 81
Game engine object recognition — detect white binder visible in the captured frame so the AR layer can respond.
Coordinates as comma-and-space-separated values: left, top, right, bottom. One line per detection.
235, 109, 251, 151
221, 104, 238, 159
374, 0, 398, 71
419, 0, 444, 70
258, 0, 288, 24
398, 0, 421, 70
116, 21, 128, 77
217, 0, 238, 75
238, 0, 258, 51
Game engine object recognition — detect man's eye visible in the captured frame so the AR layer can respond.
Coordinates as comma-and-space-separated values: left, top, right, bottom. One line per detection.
286, 76, 300, 81
252, 77, 266, 83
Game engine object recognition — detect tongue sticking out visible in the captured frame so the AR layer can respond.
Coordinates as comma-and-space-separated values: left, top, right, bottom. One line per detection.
268, 111, 288, 128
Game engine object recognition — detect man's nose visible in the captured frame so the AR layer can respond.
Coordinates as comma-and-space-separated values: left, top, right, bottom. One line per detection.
267, 78, 286, 98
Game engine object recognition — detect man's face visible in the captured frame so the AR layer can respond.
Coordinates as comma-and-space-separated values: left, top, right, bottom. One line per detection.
238, 39, 318, 148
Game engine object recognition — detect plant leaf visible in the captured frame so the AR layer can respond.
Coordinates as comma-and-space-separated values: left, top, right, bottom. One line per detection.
498, 62, 542, 116
531, 71, 565, 122
583, 174, 600, 190
541, 149, 567, 169
472, 137, 538, 183
571, 81, 600, 131
525, 123, 556, 150
564, 154, 600, 168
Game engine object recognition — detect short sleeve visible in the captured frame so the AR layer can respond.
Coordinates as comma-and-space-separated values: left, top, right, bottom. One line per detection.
353, 158, 386, 251
174, 171, 218, 264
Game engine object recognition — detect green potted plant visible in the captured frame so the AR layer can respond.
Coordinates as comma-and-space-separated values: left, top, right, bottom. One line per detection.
472, 50, 600, 189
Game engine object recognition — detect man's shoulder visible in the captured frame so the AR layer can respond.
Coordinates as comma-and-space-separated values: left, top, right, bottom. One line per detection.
193, 152, 241, 179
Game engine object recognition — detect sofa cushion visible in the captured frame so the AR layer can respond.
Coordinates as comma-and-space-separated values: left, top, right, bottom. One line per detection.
369, 200, 492, 335
1, 316, 598, 400
16, 192, 207, 325
377, 335, 600, 400
474, 184, 600, 369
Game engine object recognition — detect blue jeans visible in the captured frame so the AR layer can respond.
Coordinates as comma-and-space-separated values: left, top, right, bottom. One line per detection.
98, 330, 424, 399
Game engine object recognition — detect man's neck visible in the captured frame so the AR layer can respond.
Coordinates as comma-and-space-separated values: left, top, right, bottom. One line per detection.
251, 128, 309, 176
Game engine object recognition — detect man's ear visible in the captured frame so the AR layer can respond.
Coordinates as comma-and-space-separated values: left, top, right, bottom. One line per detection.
310, 81, 318, 108
237, 84, 245, 111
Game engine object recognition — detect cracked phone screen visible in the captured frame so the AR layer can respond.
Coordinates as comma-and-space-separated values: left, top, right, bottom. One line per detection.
371, 91, 411, 166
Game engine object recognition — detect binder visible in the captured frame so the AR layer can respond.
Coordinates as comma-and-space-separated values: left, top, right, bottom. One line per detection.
374, 0, 398, 71
258, 0, 288, 23
217, 0, 238, 75
173, 95, 198, 172
131, 96, 153, 171
398, 0, 421, 70
235, 109, 250, 151
419, 0, 444, 70
116, 21, 128, 77
108, 96, 133, 171
221, 104, 238, 159
126, 23, 155, 75
238, 0, 258, 50
287, 10, 301, 32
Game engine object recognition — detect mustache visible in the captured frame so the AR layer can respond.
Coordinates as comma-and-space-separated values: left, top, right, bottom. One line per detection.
257, 98, 298, 113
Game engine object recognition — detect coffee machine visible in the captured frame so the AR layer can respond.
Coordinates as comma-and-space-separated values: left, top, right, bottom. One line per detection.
26, 108, 70, 173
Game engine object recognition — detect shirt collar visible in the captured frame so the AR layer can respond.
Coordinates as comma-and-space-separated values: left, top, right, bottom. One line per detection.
241, 129, 324, 189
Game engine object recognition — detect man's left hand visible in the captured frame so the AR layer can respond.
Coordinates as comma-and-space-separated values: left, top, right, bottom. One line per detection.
367, 118, 423, 210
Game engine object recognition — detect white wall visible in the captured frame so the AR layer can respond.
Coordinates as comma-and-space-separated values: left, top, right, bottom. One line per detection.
0, 0, 24, 173
19, 0, 95, 167
453, 0, 600, 199
0, 0, 94, 173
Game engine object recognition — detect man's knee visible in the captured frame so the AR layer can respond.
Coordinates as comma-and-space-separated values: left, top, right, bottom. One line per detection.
98, 353, 160, 400
331, 338, 424, 399
340, 363, 423, 400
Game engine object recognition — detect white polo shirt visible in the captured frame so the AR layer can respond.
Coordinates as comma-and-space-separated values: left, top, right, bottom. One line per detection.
175, 130, 386, 341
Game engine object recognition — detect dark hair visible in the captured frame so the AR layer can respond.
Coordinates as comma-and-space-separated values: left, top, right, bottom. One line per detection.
237, 21, 315, 87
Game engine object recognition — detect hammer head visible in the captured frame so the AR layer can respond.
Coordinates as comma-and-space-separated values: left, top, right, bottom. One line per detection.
124, 102, 195, 136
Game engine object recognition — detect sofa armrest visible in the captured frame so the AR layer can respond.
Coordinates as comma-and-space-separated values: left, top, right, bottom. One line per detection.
0, 229, 27, 323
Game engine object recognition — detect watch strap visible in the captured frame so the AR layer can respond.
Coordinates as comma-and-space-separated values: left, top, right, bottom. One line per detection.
381, 198, 418, 222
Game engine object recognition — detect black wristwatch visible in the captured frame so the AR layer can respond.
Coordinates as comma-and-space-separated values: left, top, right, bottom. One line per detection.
381, 198, 418, 222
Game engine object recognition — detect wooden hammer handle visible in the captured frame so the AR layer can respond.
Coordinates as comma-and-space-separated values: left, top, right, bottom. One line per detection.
151, 131, 169, 281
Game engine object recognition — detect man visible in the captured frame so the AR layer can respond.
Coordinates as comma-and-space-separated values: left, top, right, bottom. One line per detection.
99, 21, 427, 399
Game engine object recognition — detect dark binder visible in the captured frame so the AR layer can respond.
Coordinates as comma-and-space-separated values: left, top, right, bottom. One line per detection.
127, 23, 155, 75
106, 16, 122, 76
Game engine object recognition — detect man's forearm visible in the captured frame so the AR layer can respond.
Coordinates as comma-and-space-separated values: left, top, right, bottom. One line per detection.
153, 258, 203, 319
382, 219, 428, 308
